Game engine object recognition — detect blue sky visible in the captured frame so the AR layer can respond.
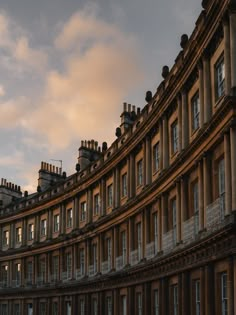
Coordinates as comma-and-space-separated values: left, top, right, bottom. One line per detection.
0, 0, 202, 192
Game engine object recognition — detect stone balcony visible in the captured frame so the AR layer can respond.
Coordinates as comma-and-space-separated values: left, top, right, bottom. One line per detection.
206, 197, 224, 232
130, 249, 141, 266
145, 242, 155, 260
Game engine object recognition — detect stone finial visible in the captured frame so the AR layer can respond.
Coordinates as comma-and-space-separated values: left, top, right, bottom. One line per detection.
116, 127, 122, 138
180, 34, 189, 49
102, 142, 108, 152
145, 91, 152, 103
162, 66, 169, 79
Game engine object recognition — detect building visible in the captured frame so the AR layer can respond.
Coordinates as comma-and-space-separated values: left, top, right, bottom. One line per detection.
0, 0, 236, 314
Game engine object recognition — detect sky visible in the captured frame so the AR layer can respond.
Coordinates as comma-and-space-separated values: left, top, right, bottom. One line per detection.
0, 0, 202, 193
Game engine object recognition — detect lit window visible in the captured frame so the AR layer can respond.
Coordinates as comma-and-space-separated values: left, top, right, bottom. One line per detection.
137, 159, 143, 186
215, 57, 225, 100
28, 224, 34, 241
67, 208, 73, 228
221, 272, 228, 315
191, 92, 200, 131
121, 173, 128, 197
107, 184, 113, 207
80, 202, 87, 221
94, 194, 100, 216
16, 227, 22, 244
53, 214, 60, 233
40, 219, 47, 237
3, 230, 9, 246
171, 121, 178, 154
153, 142, 160, 172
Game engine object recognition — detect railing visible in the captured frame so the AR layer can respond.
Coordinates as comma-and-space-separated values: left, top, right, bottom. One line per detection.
145, 242, 155, 260
162, 230, 174, 253
206, 196, 225, 232
116, 256, 125, 271
61, 271, 72, 282
75, 269, 85, 280
130, 249, 139, 266
88, 264, 97, 277
0, 281, 8, 288
183, 216, 195, 243
101, 260, 111, 274
12, 279, 21, 287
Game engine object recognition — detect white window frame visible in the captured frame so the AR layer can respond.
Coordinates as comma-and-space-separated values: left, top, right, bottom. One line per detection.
53, 214, 60, 233
40, 219, 47, 237
107, 184, 113, 208
67, 208, 73, 228
191, 92, 200, 132
137, 222, 142, 261
171, 121, 178, 154
215, 57, 225, 100
80, 202, 87, 222
94, 194, 100, 216
221, 272, 228, 315
121, 173, 128, 197
137, 159, 143, 186
153, 142, 160, 172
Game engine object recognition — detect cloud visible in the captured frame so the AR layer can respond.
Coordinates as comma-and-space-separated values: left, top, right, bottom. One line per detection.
0, 11, 48, 73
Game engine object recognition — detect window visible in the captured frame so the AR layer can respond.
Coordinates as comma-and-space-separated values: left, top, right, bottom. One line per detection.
93, 298, 98, 315
173, 285, 178, 315
193, 181, 199, 234
195, 280, 200, 315
221, 272, 228, 315
27, 261, 33, 284
39, 302, 46, 315
191, 92, 200, 131
39, 258, 46, 283
92, 244, 98, 273
171, 121, 178, 154
172, 199, 177, 245
107, 238, 112, 269
215, 57, 225, 100
154, 290, 159, 315
121, 231, 127, 265
107, 184, 113, 207
137, 293, 142, 315
137, 223, 142, 261
15, 263, 21, 285
66, 301, 71, 315
40, 219, 47, 237
3, 230, 9, 246
121, 296, 127, 315
79, 248, 85, 276
107, 296, 112, 315
52, 302, 58, 315
67, 208, 73, 228
94, 194, 100, 215
0, 304, 8, 315
16, 227, 22, 244
137, 159, 143, 186
1, 265, 8, 287
80, 202, 87, 221
14, 304, 20, 315
66, 253, 72, 278
153, 142, 160, 172
121, 173, 128, 197
80, 299, 85, 315
27, 303, 33, 315
28, 224, 34, 241
52, 256, 59, 281
153, 213, 158, 254
53, 214, 60, 233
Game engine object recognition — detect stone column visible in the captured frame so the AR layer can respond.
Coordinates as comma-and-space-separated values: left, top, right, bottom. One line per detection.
224, 132, 232, 215
177, 94, 182, 151
158, 198, 162, 252
115, 167, 120, 208
203, 52, 212, 123
181, 89, 189, 149
230, 126, 236, 210
163, 114, 169, 168
198, 160, 204, 230
203, 153, 211, 223
145, 136, 152, 185
198, 61, 204, 127
230, 10, 236, 94
73, 195, 78, 229
224, 17, 232, 95
176, 180, 181, 243
159, 120, 163, 171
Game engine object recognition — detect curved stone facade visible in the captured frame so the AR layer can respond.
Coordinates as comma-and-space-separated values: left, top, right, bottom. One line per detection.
0, 0, 236, 314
